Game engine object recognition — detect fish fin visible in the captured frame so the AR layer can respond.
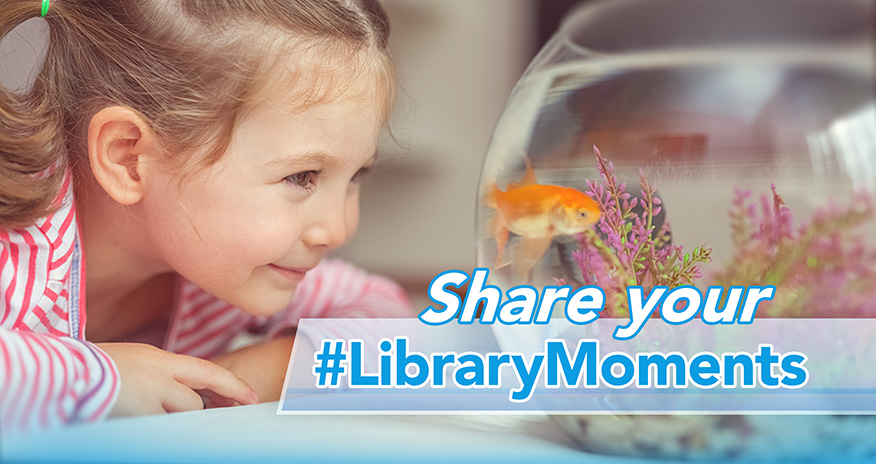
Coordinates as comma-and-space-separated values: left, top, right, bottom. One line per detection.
511, 236, 553, 281
508, 152, 537, 189
490, 215, 511, 269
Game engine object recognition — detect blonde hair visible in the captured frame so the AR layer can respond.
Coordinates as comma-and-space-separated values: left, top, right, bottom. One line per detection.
0, 0, 394, 227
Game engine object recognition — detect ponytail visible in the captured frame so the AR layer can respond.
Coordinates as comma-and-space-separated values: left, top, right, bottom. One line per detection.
0, 1, 66, 227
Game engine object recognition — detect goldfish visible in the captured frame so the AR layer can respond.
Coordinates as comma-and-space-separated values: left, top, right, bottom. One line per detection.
485, 156, 601, 279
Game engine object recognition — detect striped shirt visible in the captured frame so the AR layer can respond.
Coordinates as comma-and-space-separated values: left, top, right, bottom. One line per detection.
0, 177, 412, 434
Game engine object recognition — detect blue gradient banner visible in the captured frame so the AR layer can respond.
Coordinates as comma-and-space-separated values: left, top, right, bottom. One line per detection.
278, 318, 876, 414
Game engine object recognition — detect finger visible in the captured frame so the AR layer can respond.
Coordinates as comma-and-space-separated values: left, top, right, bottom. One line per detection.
161, 382, 206, 413
199, 389, 239, 409
171, 355, 259, 405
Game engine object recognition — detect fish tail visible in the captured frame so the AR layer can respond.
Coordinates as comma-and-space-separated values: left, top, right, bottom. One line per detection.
511, 236, 553, 283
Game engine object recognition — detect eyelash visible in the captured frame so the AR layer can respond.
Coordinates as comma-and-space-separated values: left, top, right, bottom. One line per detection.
283, 170, 321, 192
282, 165, 373, 192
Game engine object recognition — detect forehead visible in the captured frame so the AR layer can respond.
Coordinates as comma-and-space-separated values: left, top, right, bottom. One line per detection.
250, 44, 394, 124
182, 44, 393, 173
227, 80, 382, 170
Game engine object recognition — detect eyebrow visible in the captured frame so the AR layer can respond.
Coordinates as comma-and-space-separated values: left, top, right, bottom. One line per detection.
265, 151, 379, 170
266, 152, 338, 169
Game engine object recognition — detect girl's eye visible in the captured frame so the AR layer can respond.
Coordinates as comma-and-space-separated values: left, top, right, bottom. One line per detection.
283, 170, 320, 191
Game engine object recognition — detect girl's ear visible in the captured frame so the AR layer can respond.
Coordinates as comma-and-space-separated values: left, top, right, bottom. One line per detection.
87, 106, 160, 205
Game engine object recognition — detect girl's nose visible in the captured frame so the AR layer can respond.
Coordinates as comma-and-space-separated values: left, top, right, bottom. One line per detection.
302, 194, 352, 250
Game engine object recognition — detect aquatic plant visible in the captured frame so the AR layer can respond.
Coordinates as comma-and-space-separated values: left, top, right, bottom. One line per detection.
574, 146, 876, 317
713, 184, 876, 317
573, 146, 712, 317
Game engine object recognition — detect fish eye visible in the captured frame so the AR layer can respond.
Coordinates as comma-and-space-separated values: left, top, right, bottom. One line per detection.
579, 210, 589, 218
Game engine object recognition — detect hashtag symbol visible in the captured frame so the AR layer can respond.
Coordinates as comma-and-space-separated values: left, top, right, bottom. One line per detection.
312, 339, 348, 387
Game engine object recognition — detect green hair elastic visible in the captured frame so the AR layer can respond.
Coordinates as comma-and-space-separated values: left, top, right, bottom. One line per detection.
40, 0, 49, 18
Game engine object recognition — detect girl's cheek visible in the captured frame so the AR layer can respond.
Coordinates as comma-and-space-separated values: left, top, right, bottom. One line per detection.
256, 217, 302, 257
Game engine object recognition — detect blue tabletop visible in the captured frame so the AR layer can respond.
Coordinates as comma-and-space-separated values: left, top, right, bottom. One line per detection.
1, 403, 661, 464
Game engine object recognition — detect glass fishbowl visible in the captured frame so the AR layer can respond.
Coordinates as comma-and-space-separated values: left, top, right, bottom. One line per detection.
477, 0, 876, 460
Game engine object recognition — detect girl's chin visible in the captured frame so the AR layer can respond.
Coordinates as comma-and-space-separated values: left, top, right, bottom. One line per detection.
237, 289, 298, 317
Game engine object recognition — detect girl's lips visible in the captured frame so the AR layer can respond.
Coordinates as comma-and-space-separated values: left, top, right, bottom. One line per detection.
268, 264, 310, 282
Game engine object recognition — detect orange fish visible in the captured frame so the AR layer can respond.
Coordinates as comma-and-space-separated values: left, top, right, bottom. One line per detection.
485, 156, 601, 278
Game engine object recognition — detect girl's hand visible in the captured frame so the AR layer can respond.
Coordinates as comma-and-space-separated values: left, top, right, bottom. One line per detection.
97, 342, 260, 417
211, 335, 296, 403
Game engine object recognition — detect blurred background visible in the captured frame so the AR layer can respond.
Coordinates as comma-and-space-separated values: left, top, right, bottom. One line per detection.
0, 0, 588, 311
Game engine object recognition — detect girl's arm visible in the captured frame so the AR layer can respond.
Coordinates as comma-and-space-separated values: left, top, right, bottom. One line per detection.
0, 329, 260, 431
0, 328, 120, 433
0, 206, 121, 432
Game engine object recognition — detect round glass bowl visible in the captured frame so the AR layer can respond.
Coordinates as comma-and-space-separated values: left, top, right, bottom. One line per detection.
477, 0, 876, 459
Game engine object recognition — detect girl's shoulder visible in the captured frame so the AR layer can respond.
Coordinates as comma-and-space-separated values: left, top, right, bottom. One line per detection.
1, 173, 78, 251
1, 173, 81, 336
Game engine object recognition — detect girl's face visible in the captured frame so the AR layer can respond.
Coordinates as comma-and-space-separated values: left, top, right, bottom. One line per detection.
139, 80, 382, 316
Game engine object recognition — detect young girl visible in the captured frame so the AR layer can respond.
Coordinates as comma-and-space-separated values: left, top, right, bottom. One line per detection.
0, 0, 411, 432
